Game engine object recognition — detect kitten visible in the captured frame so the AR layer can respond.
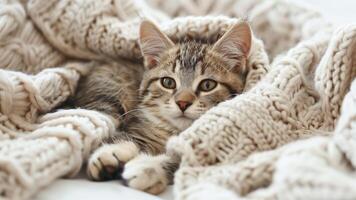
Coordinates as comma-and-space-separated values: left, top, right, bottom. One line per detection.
80, 20, 252, 194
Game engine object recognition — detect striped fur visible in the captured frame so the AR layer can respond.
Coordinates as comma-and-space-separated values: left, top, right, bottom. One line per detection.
77, 21, 252, 193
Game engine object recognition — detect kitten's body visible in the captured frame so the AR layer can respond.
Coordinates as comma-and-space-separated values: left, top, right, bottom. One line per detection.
71, 20, 252, 194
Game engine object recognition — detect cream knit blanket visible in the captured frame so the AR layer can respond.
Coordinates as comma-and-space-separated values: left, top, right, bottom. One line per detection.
1, 0, 356, 200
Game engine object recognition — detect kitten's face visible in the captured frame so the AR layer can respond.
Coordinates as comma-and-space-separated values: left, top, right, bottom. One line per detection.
139, 21, 252, 131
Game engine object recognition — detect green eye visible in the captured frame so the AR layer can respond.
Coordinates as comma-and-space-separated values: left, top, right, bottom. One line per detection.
161, 77, 176, 89
199, 79, 217, 92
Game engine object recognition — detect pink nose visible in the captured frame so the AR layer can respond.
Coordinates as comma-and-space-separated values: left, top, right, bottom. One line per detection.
176, 101, 192, 112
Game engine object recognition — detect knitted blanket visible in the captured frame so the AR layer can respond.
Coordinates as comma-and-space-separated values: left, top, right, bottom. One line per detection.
0, 0, 355, 200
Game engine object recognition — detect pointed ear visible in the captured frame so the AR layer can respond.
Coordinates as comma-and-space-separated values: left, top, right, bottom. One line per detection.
139, 20, 174, 69
212, 21, 252, 70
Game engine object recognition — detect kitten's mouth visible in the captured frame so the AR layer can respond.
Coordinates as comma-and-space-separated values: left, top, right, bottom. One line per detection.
175, 114, 194, 120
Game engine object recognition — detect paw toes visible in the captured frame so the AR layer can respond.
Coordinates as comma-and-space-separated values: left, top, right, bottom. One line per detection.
122, 155, 168, 194
123, 174, 166, 195
87, 153, 124, 181
145, 182, 166, 195
98, 158, 124, 180
87, 142, 139, 181
87, 160, 101, 180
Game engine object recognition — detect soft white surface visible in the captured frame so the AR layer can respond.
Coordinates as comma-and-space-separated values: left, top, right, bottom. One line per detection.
35, 1, 355, 200
35, 172, 173, 200
35, 179, 173, 200
36, 180, 158, 200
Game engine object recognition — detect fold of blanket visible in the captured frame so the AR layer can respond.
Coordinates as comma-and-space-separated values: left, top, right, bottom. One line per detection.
0, 0, 355, 200
172, 24, 356, 200
0, 62, 117, 199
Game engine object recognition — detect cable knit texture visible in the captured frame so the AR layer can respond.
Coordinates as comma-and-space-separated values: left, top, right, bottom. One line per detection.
0, 0, 355, 200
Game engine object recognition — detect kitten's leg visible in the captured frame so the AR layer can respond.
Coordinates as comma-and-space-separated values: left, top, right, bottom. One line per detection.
87, 140, 139, 181
122, 153, 180, 194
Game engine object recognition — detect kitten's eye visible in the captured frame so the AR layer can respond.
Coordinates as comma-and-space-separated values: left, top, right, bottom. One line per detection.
198, 79, 217, 92
161, 77, 176, 89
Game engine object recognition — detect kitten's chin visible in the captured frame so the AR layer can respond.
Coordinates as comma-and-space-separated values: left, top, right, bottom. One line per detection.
169, 116, 194, 131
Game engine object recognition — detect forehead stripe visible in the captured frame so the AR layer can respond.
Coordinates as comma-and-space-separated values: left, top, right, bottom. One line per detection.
141, 77, 159, 96
172, 60, 177, 73
178, 43, 206, 72
200, 63, 207, 75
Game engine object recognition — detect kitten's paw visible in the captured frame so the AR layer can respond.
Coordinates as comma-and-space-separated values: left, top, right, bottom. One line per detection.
122, 154, 169, 194
87, 141, 139, 181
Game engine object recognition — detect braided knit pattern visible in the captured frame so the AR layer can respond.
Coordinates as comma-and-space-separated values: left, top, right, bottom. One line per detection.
0, 0, 355, 200
0, 0, 67, 73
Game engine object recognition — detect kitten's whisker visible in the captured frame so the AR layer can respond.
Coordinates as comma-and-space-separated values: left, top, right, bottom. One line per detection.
119, 108, 145, 118
121, 99, 142, 102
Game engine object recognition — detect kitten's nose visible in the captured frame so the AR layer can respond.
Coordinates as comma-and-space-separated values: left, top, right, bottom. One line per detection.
176, 101, 192, 112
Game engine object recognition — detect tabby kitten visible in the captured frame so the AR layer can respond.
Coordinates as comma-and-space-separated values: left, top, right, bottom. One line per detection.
82, 20, 252, 194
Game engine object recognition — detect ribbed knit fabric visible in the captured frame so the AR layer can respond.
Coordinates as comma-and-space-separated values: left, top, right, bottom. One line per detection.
0, 0, 355, 200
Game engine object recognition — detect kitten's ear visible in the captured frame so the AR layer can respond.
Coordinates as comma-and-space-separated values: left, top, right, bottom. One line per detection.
139, 20, 174, 69
212, 21, 252, 69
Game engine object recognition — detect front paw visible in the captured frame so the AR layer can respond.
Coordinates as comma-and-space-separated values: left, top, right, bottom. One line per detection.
122, 154, 169, 195
87, 141, 139, 181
